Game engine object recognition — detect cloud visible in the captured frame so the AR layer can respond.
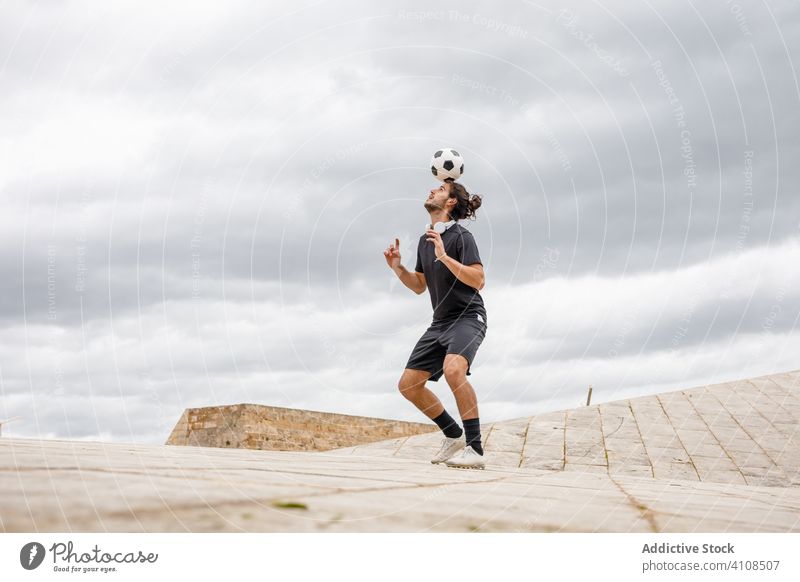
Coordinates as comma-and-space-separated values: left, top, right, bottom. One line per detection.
2, 235, 798, 442
1, 0, 798, 442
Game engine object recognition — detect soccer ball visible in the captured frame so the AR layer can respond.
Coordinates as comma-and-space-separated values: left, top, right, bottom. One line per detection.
430, 148, 464, 182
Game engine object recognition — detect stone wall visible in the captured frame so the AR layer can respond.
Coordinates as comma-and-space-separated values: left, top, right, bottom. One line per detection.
165, 403, 438, 451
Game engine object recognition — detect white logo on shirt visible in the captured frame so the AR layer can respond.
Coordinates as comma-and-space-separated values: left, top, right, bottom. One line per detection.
476, 314, 484, 323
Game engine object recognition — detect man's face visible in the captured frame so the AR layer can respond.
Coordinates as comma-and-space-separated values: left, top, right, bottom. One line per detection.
424, 182, 454, 213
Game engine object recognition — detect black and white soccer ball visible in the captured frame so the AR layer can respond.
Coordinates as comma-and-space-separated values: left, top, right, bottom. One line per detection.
430, 148, 464, 182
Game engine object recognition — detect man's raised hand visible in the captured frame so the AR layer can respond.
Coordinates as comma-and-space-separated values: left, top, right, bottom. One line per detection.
383, 237, 402, 270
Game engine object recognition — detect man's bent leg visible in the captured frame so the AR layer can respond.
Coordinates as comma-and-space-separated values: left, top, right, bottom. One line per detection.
398, 368, 443, 419
399, 368, 463, 438
443, 354, 483, 455
442, 354, 479, 419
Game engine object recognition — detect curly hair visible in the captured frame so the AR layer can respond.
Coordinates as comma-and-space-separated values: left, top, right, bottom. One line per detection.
444, 180, 482, 221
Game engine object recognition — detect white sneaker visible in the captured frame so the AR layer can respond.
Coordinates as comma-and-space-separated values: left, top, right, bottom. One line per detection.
444, 445, 486, 469
430, 434, 465, 464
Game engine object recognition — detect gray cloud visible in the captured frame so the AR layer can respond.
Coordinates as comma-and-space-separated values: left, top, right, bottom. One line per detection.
1, 0, 799, 442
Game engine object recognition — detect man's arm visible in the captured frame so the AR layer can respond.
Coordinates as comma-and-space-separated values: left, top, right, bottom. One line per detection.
392, 265, 427, 294
434, 229, 485, 290
384, 237, 427, 294
438, 257, 484, 290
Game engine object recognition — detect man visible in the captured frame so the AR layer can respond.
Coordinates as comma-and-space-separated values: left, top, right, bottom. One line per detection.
383, 179, 488, 469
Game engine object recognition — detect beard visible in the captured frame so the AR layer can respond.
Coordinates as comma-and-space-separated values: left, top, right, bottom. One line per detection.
424, 199, 441, 211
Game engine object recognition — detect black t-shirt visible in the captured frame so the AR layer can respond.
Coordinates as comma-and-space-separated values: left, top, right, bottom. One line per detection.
415, 223, 487, 324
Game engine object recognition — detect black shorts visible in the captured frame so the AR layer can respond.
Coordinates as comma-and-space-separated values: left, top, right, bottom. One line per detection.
405, 314, 487, 382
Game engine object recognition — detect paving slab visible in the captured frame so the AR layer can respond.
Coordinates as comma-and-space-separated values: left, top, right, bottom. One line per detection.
2, 369, 800, 532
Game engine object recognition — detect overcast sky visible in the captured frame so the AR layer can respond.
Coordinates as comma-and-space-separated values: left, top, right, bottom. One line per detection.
1, 0, 798, 444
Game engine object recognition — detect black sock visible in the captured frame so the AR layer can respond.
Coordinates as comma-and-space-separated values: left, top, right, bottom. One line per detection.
432, 410, 463, 438
463, 418, 483, 455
